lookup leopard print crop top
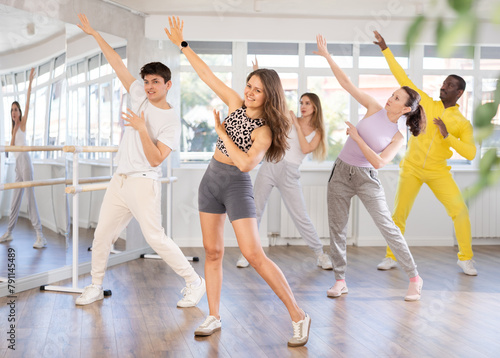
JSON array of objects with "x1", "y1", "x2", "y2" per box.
[{"x1": 216, "y1": 107, "x2": 265, "y2": 157}]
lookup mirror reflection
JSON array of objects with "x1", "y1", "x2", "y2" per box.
[{"x1": 0, "y1": 5, "x2": 127, "y2": 282}]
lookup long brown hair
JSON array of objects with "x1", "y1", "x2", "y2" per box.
[
  {"x1": 11, "y1": 101, "x2": 22, "y2": 134},
  {"x1": 300, "y1": 93, "x2": 327, "y2": 161},
  {"x1": 246, "y1": 69, "x2": 290, "y2": 162}
]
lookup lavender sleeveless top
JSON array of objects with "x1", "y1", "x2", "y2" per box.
[{"x1": 338, "y1": 109, "x2": 399, "y2": 167}]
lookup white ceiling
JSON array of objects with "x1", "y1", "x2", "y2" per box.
[{"x1": 0, "y1": 4, "x2": 65, "y2": 56}]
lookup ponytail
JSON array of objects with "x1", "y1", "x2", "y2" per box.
[
  {"x1": 406, "y1": 104, "x2": 426, "y2": 136},
  {"x1": 401, "y1": 86, "x2": 426, "y2": 137}
]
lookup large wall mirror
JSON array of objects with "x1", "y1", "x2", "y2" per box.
[{"x1": 0, "y1": 4, "x2": 128, "y2": 293}]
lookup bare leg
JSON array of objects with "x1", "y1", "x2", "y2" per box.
[
  {"x1": 233, "y1": 217, "x2": 304, "y2": 322},
  {"x1": 200, "y1": 212, "x2": 226, "y2": 319}
]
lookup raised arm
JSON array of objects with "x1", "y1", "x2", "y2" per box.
[
  {"x1": 373, "y1": 31, "x2": 431, "y2": 104},
  {"x1": 345, "y1": 121, "x2": 404, "y2": 169},
  {"x1": 314, "y1": 35, "x2": 380, "y2": 114},
  {"x1": 165, "y1": 17, "x2": 242, "y2": 112},
  {"x1": 77, "y1": 14, "x2": 135, "y2": 92},
  {"x1": 20, "y1": 68, "x2": 35, "y2": 132}
]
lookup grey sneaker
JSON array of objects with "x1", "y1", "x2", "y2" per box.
[
  {"x1": 0, "y1": 232, "x2": 12, "y2": 243},
  {"x1": 457, "y1": 259, "x2": 478, "y2": 276},
  {"x1": 377, "y1": 257, "x2": 397, "y2": 270},
  {"x1": 236, "y1": 254, "x2": 249, "y2": 268},
  {"x1": 177, "y1": 277, "x2": 206, "y2": 307},
  {"x1": 317, "y1": 253, "x2": 333, "y2": 270},
  {"x1": 33, "y1": 233, "x2": 47, "y2": 248},
  {"x1": 194, "y1": 315, "x2": 221, "y2": 336},
  {"x1": 288, "y1": 313, "x2": 311, "y2": 347},
  {"x1": 75, "y1": 284, "x2": 104, "y2": 305}
]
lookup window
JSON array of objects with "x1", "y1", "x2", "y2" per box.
[
  {"x1": 305, "y1": 43, "x2": 353, "y2": 68},
  {"x1": 307, "y1": 76, "x2": 349, "y2": 161},
  {"x1": 481, "y1": 78, "x2": 500, "y2": 156},
  {"x1": 359, "y1": 44, "x2": 408, "y2": 69},
  {"x1": 423, "y1": 45, "x2": 474, "y2": 70},
  {"x1": 480, "y1": 47, "x2": 500, "y2": 70},
  {"x1": 247, "y1": 42, "x2": 298, "y2": 67}
]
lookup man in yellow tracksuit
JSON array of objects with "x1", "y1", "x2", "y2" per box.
[{"x1": 373, "y1": 31, "x2": 478, "y2": 276}]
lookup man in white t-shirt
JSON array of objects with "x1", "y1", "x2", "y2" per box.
[{"x1": 75, "y1": 14, "x2": 206, "y2": 306}]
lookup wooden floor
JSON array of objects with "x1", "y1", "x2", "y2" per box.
[
  {"x1": 0, "y1": 217, "x2": 124, "y2": 278},
  {"x1": 1, "y1": 244, "x2": 499, "y2": 358}
]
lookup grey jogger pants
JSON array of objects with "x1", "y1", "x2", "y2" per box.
[{"x1": 327, "y1": 158, "x2": 418, "y2": 280}]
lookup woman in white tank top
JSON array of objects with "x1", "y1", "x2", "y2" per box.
[{"x1": 0, "y1": 68, "x2": 46, "y2": 248}]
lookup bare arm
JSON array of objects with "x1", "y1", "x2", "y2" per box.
[
  {"x1": 122, "y1": 109, "x2": 172, "y2": 167},
  {"x1": 20, "y1": 68, "x2": 35, "y2": 132},
  {"x1": 314, "y1": 35, "x2": 381, "y2": 115},
  {"x1": 165, "y1": 17, "x2": 242, "y2": 113},
  {"x1": 291, "y1": 111, "x2": 321, "y2": 154},
  {"x1": 345, "y1": 121, "x2": 404, "y2": 169},
  {"x1": 77, "y1": 14, "x2": 135, "y2": 92},
  {"x1": 213, "y1": 110, "x2": 271, "y2": 172}
]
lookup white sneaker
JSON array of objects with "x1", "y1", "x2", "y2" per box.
[
  {"x1": 377, "y1": 257, "x2": 397, "y2": 270},
  {"x1": 0, "y1": 232, "x2": 12, "y2": 243},
  {"x1": 288, "y1": 313, "x2": 311, "y2": 347},
  {"x1": 177, "y1": 276, "x2": 206, "y2": 307},
  {"x1": 194, "y1": 315, "x2": 221, "y2": 336},
  {"x1": 75, "y1": 284, "x2": 104, "y2": 305},
  {"x1": 457, "y1": 259, "x2": 478, "y2": 276},
  {"x1": 33, "y1": 233, "x2": 47, "y2": 248},
  {"x1": 317, "y1": 253, "x2": 333, "y2": 270},
  {"x1": 236, "y1": 254, "x2": 249, "y2": 268}
]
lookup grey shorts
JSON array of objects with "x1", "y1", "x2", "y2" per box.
[{"x1": 198, "y1": 157, "x2": 256, "y2": 222}]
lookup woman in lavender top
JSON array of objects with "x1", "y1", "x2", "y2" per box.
[{"x1": 315, "y1": 35, "x2": 426, "y2": 301}]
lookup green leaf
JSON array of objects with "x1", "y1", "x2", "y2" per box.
[
  {"x1": 479, "y1": 148, "x2": 497, "y2": 175},
  {"x1": 475, "y1": 102, "x2": 499, "y2": 128},
  {"x1": 447, "y1": 0, "x2": 474, "y2": 14},
  {"x1": 406, "y1": 15, "x2": 426, "y2": 51},
  {"x1": 437, "y1": 15, "x2": 475, "y2": 57}
]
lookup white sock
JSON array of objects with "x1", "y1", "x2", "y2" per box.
[{"x1": 190, "y1": 276, "x2": 202, "y2": 287}]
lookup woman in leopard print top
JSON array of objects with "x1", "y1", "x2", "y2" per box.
[{"x1": 166, "y1": 17, "x2": 311, "y2": 347}]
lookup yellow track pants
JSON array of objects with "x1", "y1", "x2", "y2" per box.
[{"x1": 386, "y1": 161, "x2": 473, "y2": 261}]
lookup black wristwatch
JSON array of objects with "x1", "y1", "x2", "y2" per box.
[{"x1": 180, "y1": 41, "x2": 188, "y2": 51}]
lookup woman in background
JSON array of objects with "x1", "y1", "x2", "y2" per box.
[{"x1": 0, "y1": 68, "x2": 46, "y2": 249}]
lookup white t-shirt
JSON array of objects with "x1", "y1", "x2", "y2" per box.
[{"x1": 115, "y1": 80, "x2": 181, "y2": 179}]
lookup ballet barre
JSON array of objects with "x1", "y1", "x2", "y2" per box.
[
  {"x1": 0, "y1": 145, "x2": 63, "y2": 153},
  {"x1": 41, "y1": 146, "x2": 118, "y2": 296},
  {"x1": 0, "y1": 176, "x2": 111, "y2": 191}
]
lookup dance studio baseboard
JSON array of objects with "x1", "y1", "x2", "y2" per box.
[
  {"x1": 355, "y1": 236, "x2": 455, "y2": 247},
  {"x1": 0, "y1": 246, "x2": 155, "y2": 297}
]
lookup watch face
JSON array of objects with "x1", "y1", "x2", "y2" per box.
[{"x1": 181, "y1": 41, "x2": 188, "y2": 48}]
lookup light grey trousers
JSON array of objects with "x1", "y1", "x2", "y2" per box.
[
  {"x1": 7, "y1": 153, "x2": 42, "y2": 234},
  {"x1": 254, "y1": 160, "x2": 324, "y2": 256},
  {"x1": 327, "y1": 158, "x2": 418, "y2": 280}
]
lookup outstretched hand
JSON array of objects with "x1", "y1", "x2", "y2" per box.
[
  {"x1": 77, "y1": 14, "x2": 97, "y2": 36},
  {"x1": 252, "y1": 56, "x2": 259, "y2": 71},
  {"x1": 313, "y1": 34, "x2": 330, "y2": 58},
  {"x1": 122, "y1": 109, "x2": 147, "y2": 133},
  {"x1": 164, "y1": 16, "x2": 184, "y2": 47},
  {"x1": 213, "y1": 109, "x2": 227, "y2": 139},
  {"x1": 373, "y1": 31, "x2": 387, "y2": 51}
]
